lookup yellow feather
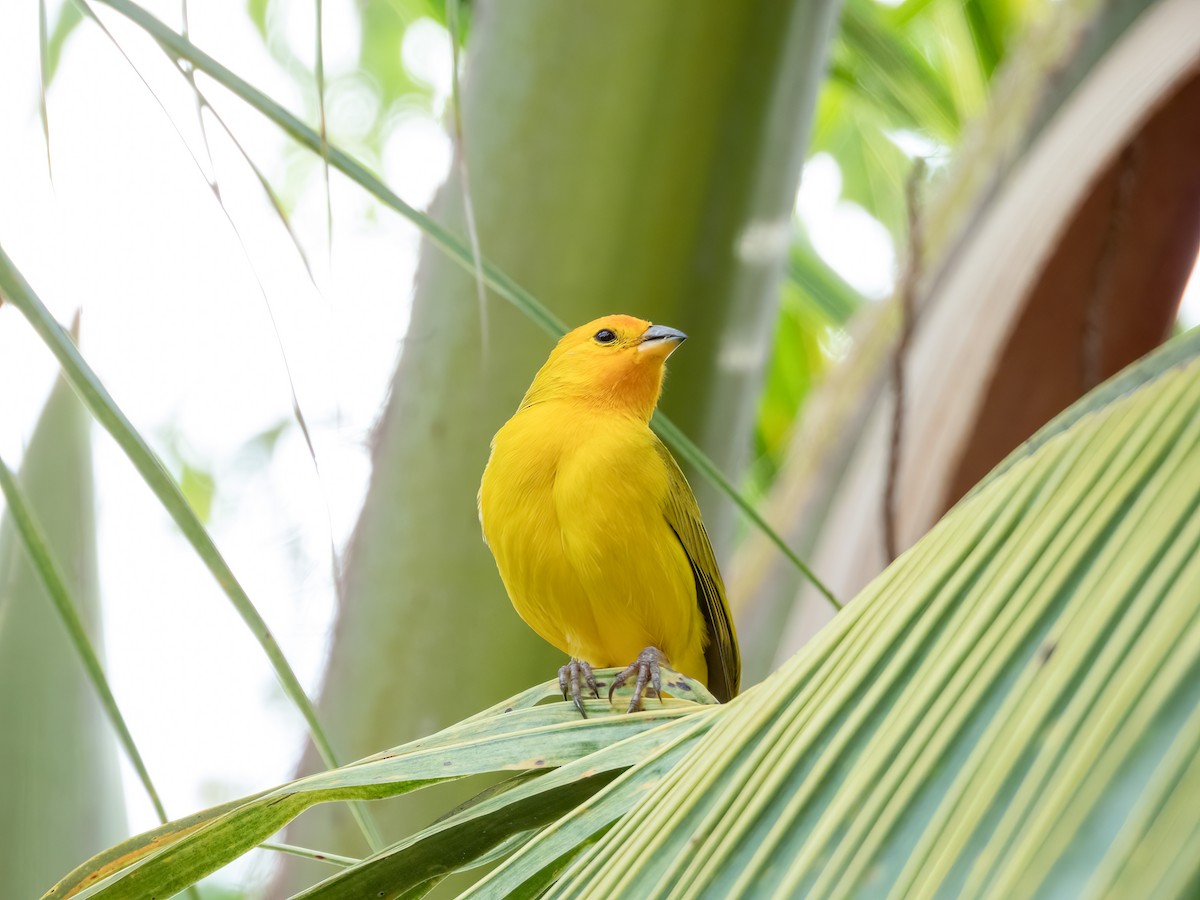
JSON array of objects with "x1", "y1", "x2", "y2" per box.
[{"x1": 479, "y1": 315, "x2": 740, "y2": 700}]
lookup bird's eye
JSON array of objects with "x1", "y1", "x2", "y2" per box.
[{"x1": 594, "y1": 329, "x2": 617, "y2": 344}]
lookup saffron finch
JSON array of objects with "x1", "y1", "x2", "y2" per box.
[{"x1": 479, "y1": 315, "x2": 740, "y2": 714}]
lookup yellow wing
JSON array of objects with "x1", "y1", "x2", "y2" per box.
[{"x1": 655, "y1": 439, "x2": 741, "y2": 702}]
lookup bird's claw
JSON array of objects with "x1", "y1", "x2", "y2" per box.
[
  {"x1": 558, "y1": 659, "x2": 601, "y2": 718},
  {"x1": 607, "y1": 646, "x2": 666, "y2": 713}
]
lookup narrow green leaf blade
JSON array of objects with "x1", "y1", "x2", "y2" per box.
[
  {"x1": 0, "y1": 247, "x2": 349, "y2": 792},
  {"x1": 49, "y1": 685, "x2": 706, "y2": 899},
  {"x1": 295, "y1": 714, "x2": 715, "y2": 899}
]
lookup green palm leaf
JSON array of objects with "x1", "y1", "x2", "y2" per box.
[
  {"x1": 48, "y1": 326, "x2": 1200, "y2": 896},
  {"x1": 45, "y1": 676, "x2": 716, "y2": 899},
  {"x1": 549, "y1": 329, "x2": 1200, "y2": 896}
]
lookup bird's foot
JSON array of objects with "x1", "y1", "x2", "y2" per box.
[
  {"x1": 558, "y1": 658, "x2": 601, "y2": 718},
  {"x1": 608, "y1": 646, "x2": 667, "y2": 714}
]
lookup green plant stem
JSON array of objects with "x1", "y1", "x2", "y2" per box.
[{"x1": 260, "y1": 842, "x2": 359, "y2": 868}]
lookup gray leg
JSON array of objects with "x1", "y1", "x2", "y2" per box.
[
  {"x1": 558, "y1": 658, "x2": 601, "y2": 717},
  {"x1": 607, "y1": 646, "x2": 666, "y2": 714}
]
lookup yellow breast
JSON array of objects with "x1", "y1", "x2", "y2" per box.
[{"x1": 479, "y1": 400, "x2": 707, "y2": 681}]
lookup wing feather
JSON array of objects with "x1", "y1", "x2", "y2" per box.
[{"x1": 655, "y1": 439, "x2": 741, "y2": 701}]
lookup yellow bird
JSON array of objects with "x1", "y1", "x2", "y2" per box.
[{"x1": 479, "y1": 314, "x2": 740, "y2": 714}]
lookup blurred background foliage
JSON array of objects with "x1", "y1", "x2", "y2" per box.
[
  {"x1": 35, "y1": 0, "x2": 1050, "y2": 479},
  {"x1": 224, "y1": 0, "x2": 1046, "y2": 498},
  {"x1": 31, "y1": 0, "x2": 1046, "y2": 482},
  {"x1": 92, "y1": 0, "x2": 1035, "y2": 500},
  {"x1": 36, "y1": 0, "x2": 1036, "y2": 495},
  {"x1": 0, "y1": 331, "x2": 126, "y2": 900}
]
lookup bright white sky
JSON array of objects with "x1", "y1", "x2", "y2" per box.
[{"x1": 0, "y1": 0, "x2": 1197, "y2": 895}]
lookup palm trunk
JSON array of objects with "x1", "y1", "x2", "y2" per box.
[{"x1": 280, "y1": 0, "x2": 841, "y2": 886}]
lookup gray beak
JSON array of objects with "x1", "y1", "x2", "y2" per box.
[{"x1": 639, "y1": 324, "x2": 688, "y2": 347}]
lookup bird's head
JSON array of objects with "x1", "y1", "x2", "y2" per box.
[{"x1": 521, "y1": 314, "x2": 687, "y2": 420}]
